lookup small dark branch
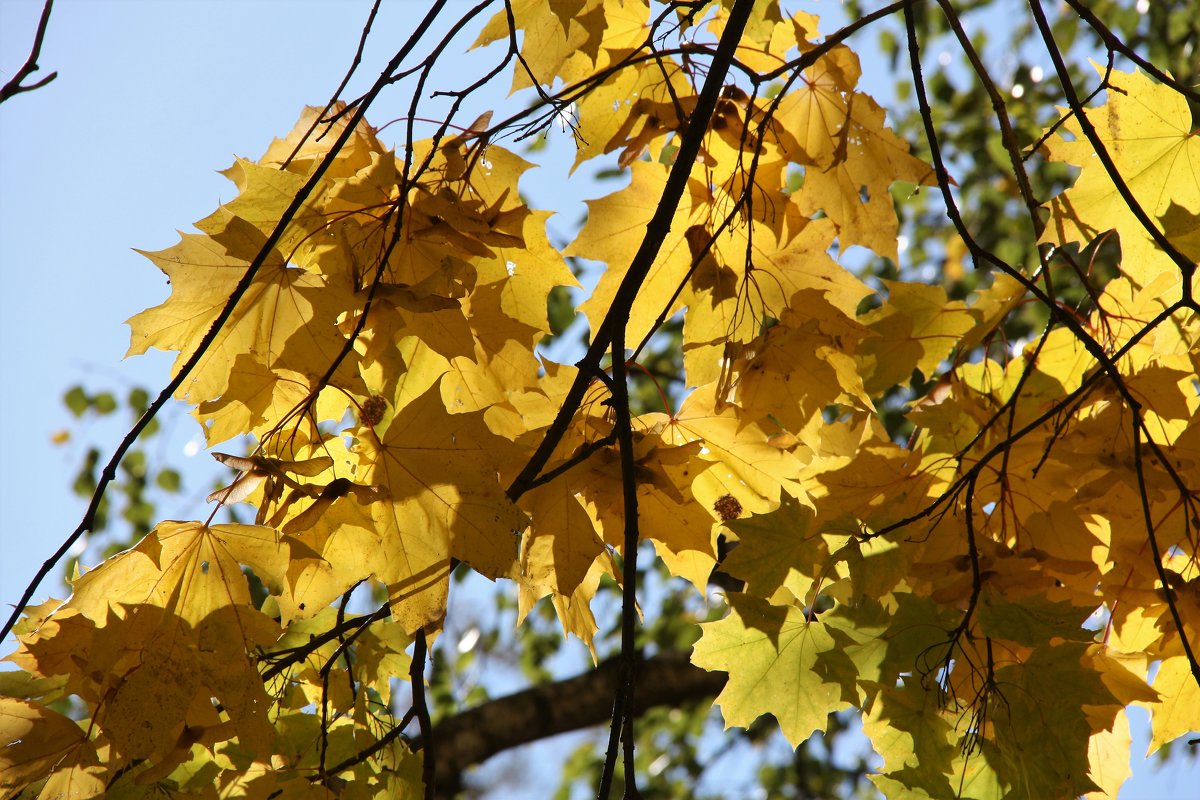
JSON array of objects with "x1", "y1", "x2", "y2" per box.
[
  {"x1": 412, "y1": 629, "x2": 436, "y2": 800},
  {"x1": 960, "y1": 474, "x2": 984, "y2": 628},
  {"x1": 318, "y1": 707, "x2": 416, "y2": 779},
  {"x1": 996, "y1": 324, "x2": 1054, "y2": 509},
  {"x1": 1023, "y1": 58, "x2": 1112, "y2": 160},
  {"x1": 1061, "y1": 0, "x2": 1200, "y2": 107},
  {"x1": 597, "y1": 323, "x2": 641, "y2": 798},
  {"x1": 261, "y1": 602, "x2": 391, "y2": 681},
  {"x1": 933, "y1": 0, "x2": 1045, "y2": 250},
  {"x1": 0, "y1": 0, "x2": 57, "y2": 105},
  {"x1": 621, "y1": 708, "x2": 638, "y2": 799},
  {"x1": 282, "y1": 0, "x2": 383, "y2": 168},
  {"x1": 507, "y1": 0, "x2": 757, "y2": 503},
  {"x1": 318, "y1": 656, "x2": 333, "y2": 780},
  {"x1": 504, "y1": 0, "x2": 580, "y2": 144},
  {"x1": 1131, "y1": 422, "x2": 1200, "y2": 688},
  {"x1": 415, "y1": 652, "x2": 726, "y2": 798}
]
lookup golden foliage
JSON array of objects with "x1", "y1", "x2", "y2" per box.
[{"x1": 4, "y1": 1, "x2": 1198, "y2": 797}]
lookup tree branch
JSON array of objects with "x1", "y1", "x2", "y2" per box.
[
  {"x1": 507, "y1": 0, "x2": 756, "y2": 503},
  {"x1": 410, "y1": 651, "x2": 726, "y2": 798},
  {"x1": 0, "y1": 0, "x2": 57, "y2": 105}
]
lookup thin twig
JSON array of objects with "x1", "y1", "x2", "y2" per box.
[
  {"x1": 0, "y1": 0, "x2": 57, "y2": 105},
  {"x1": 316, "y1": 707, "x2": 416, "y2": 779},
  {"x1": 1061, "y1": 0, "x2": 1200, "y2": 107},
  {"x1": 282, "y1": 0, "x2": 384, "y2": 168}
]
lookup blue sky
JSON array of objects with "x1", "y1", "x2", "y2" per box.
[{"x1": 0, "y1": 0, "x2": 1196, "y2": 796}]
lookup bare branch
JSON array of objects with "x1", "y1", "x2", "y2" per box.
[{"x1": 0, "y1": 0, "x2": 57, "y2": 105}]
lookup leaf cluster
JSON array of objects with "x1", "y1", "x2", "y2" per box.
[{"x1": 3, "y1": 1, "x2": 1198, "y2": 798}]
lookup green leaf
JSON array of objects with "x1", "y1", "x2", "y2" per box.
[
  {"x1": 976, "y1": 591, "x2": 1095, "y2": 647},
  {"x1": 691, "y1": 593, "x2": 850, "y2": 745},
  {"x1": 92, "y1": 392, "x2": 117, "y2": 415},
  {"x1": 63, "y1": 386, "x2": 88, "y2": 417},
  {"x1": 155, "y1": 469, "x2": 182, "y2": 493}
]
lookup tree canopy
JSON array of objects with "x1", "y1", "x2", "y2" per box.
[{"x1": 2, "y1": 0, "x2": 1199, "y2": 798}]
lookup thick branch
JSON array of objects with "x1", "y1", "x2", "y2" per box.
[{"x1": 412, "y1": 652, "x2": 726, "y2": 798}]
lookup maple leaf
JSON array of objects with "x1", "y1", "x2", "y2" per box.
[
  {"x1": 736, "y1": 216, "x2": 875, "y2": 323},
  {"x1": 478, "y1": 209, "x2": 580, "y2": 336},
  {"x1": 721, "y1": 496, "x2": 826, "y2": 603},
  {"x1": 357, "y1": 383, "x2": 528, "y2": 631},
  {"x1": 572, "y1": 430, "x2": 719, "y2": 590},
  {"x1": 569, "y1": 161, "x2": 707, "y2": 345},
  {"x1": 13, "y1": 522, "x2": 288, "y2": 764},
  {"x1": 862, "y1": 682, "x2": 959, "y2": 794},
  {"x1": 474, "y1": 0, "x2": 618, "y2": 93},
  {"x1": 260, "y1": 103, "x2": 386, "y2": 178},
  {"x1": 126, "y1": 220, "x2": 359, "y2": 442},
  {"x1": 986, "y1": 644, "x2": 1117, "y2": 797},
  {"x1": 770, "y1": 45, "x2": 936, "y2": 260},
  {"x1": 858, "y1": 280, "x2": 978, "y2": 394},
  {"x1": 662, "y1": 384, "x2": 804, "y2": 517},
  {"x1": 519, "y1": 480, "x2": 605, "y2": 597},
  {"x1": 1042, "y1": 65, "x2": 1200, "y2": 290},
  {"x1": 0, "y1": 698, "x2": 103, "y2": 798},
  {"x1": 572, "y1": 48, "x2": 691, "y2": 169},
  {"x1": 1147, "y1": 655, "x2": 1200, "y2": 754},
  {"x1": 728, "y1": 303, "x2": 874, "y2": 437},
  {"x1": 772, "y1": 44, "x2": 862, "y2": 170},
  {"x1": 692, "y1": 593, "x2": 851, "y2": 745}
]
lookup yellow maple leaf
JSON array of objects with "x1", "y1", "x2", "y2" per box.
[
  {"x1": 721, "y1": 496, "x2": 826, "y2": 603},
  {"x1": 13, "y1": 522, "x2": 286, "y2": 765},
  {"x1": 126, "y1": 221, "x2": 359, "y2": 434},
  {"x1": 738, "y1": 216, "x2": 875, "y2": 321},
  {"x1": 729, "y1": 304, "x2": 874, "y2": 437},
  {"x1": 260, "y1": 102, "x2": 386, "y2": 181},
  {"x1": 571, "y1": 431, "x2": 718, "y2": 591},
  {"x1": 858, "y1": 280, "x2": 977, "y2": 394},
  {"x1": 662, "y1": 384, "x2": 804, "y2": 517},
  {"x1": 357, "y1": 384, "x2": 528, "y2": 631},
  {"x1": 793, "y1": 90, "x2": 935, "y2": 260},
  {"x1": 571, "y1": 47, "x2": 690, "y2": 170},
  {"x1": 474, "y1": 0, "x2": 618, "y2": 93},
  {"x1": 518, "y1": 481, "x2": 605, "y2": 597},
  {"x1": 0, "y1": 698, "x2": 103, "y2": 799},
  {"x1": 772, "y1": 44, "x2": 862, "y2": 170},
  {"x1": 1042, "y1": 65, "x2": 1200, "y2": 291},
  {"x1": 569, "y1": 160, "x2": 706, "y2": 346},
  {"x1": 1147, "y1": 653, "x2": 1200, "y2": 754}
]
